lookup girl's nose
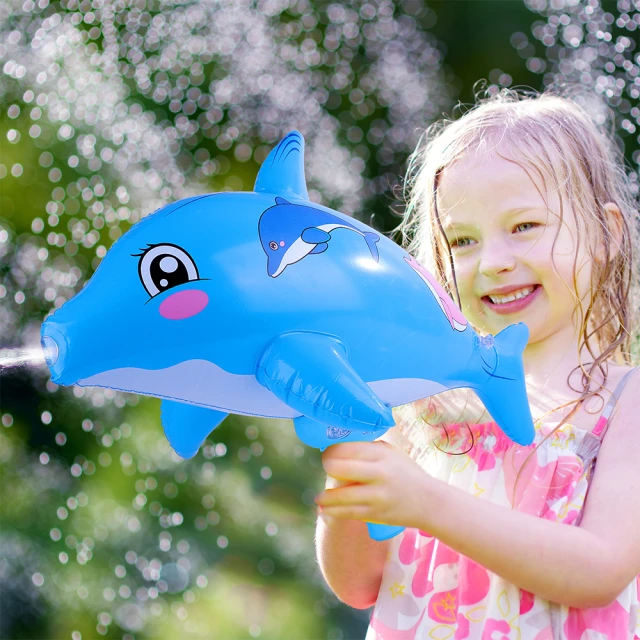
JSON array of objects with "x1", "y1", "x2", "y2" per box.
[{"x1": 478, "y1": 240, "x2": 517, "y2": 276}]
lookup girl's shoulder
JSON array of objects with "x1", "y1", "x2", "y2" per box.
[
  {"x1": 564, "y1": 363, "x2": 640, "y2": 434},
  {"x1": 599, "y1": 364, "x2": 640, "y2": 436}
]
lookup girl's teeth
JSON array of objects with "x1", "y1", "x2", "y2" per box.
[{"x1": 489, "y1": 286, "x2": 535, "y2": 304}]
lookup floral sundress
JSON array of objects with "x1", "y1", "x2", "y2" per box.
[{"x1": 366, "y1": 372, "x2": 640, "y2": 640}]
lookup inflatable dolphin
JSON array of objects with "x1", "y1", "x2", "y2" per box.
[{"x1": 40, "y1": 131, "x2": 535, "y2": 541}]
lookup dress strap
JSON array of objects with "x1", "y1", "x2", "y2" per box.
[
  {"x1": 591, "y1": 366, "x2": 640, "y2": 439},
  {"x1": 573, "y1": 366, "x2": 640, "y2": 527}
]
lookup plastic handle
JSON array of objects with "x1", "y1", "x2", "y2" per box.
[{"x1": 366, "y1": 522, "x2": 405, "y2": 541}]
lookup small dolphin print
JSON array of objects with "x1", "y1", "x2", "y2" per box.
[{"x1": 258, "y1": 197, "x2": 380, "y2": 277}]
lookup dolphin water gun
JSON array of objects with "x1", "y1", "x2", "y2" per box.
[{"x1": 40, "y1": 131, "x2": 535, "y2": 541}]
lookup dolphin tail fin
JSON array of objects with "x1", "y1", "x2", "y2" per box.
[
  {"x1": 364, "y1": 232, "x2": 380, "y2": 262},
  {"x1": 472, "y1": 323, "x2": 535, "y2": 446}
]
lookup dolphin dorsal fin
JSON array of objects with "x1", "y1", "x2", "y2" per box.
[{"x1": 254, "y1": 131, "x2": 309, "y2": 201}]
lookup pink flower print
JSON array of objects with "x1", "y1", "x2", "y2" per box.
[
  {"x1": 519, "y1": 589, "x2": 535, "y2": 615},
  {"x1": 458, "y1": 558, "x2": 491, "y2": 606},
  {"x1": 454, "y1": 614, "x2": 470, "y2": 639},
  {"x1": 398, "y1": 529, "x2": 421, "y2": 565},
  {"x1": 467, "y1": 437, "x2": 499, "y2": 472},
  {"x1": 399, "y1": 533, "x2": 459, "y2": 599},
  {"x1": 542, "y1": 456, "x2": 583, "y2": 506},
  {"x1": 428, "y1": 589, "x2": 458, "y2": 623},
  {"x1": 415, "y1": 543, "x2": 460, "y2": 598},
  {"x1": 502, "y1": 445, "x2": 556, "y2": 514},
  {"x1": 481, "y1": 618, "x2": 511, "y2": 640},
  {"x1": 396, "y1": 530, "x2": 437, "y2": 599},
  {"x1": 460, "y1": 423, "x2": 514, "y2": 471},
  {"x1": 564, "y1": 600, "x2": 629, "y2": 638},
  {"x1": 372, "y1": 560, "x2": 423, "y2": 631},
  {"x1": 398, "y1": 528, "x2": 437, "y2": 564},
  {"x1": 563, "y1": 508, "x2": 580, "y2": 525}
]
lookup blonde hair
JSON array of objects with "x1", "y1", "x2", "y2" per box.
[{"x1": 395, "y1": 86, "x2": 640, "y2": 500}]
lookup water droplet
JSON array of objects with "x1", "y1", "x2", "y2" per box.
[
  {"x1": 258, "y1": 558, "x2": 274, "y2": 576},
  {"x1": 159, "y1": 563, "x2": 189, "y2": 593}
]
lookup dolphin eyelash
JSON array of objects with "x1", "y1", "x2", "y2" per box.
[{"x1": 130, "y1": 243, "x2": 160, "y2": 258}]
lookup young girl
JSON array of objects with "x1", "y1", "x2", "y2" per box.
[{"x1": 314, "y1": 88, "x2": 640, "y2": 639}]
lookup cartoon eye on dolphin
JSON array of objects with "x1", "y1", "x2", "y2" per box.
[
  {"x1": 132, "y1": 243, "x2": 200, "y2": 297},
  {"x1": 258, "y1": 197, "x2": 380, "y2": 277}
]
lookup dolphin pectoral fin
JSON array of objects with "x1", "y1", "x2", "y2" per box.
[
  {"x1": 256, "y1": 332, "x2": 395, "y2": 431},
  {"x1": 301, "y1": 227, "x2": 331, "y2": 244},
  {"x1": 293, "y1": 415, "x2": 388, "y2": 451},
  {"x1": 310, "y1": 243, "x2": 328, "y2": 254},
  {"x1": 161, "y1": 400, "x2": 228, "y2": 459}
]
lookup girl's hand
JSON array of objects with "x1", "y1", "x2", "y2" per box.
[{"x1": 314, "y1": 440, "x2": 434, "y2": 530}]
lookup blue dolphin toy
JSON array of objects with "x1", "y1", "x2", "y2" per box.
[{"x1": 40, "y1": 131, "x2": 535, "y2": 541}]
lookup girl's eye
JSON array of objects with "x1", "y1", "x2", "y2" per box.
[
  {"x1": 515, "y1": 222, "x2": 538, "y2": 233},
  {"x1": 449, "y1": 223, "x2": 539, "y2": 249},
  {"x1": 450, "y1": 237, "x2": 473, "y2": 249}
]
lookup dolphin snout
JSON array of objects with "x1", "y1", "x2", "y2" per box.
[
  {"x1": 41, "y1": 335, "x2": 58, "y2": 367},
  {"x1": 267, "y1": 258, "x2": 284, "y2": 278},
  {"x1": 40, "y1": 322, "x2": 69, "y2": 383}
]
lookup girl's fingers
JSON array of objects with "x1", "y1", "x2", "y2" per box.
[
  {"x1": 319, "y1": 504, "x2": 372, "y2": 520},
  {"x1": 322, "y1": 441, "x2": 385, "y2": 461},
  {"x1": 321, "y1": 458, "x2": 379, "y2": 484},
  {"x1": 316, "y1": 483, "x2": 380, "y2": 507}
]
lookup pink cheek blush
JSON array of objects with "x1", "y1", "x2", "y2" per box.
[{"x1": 159, "y1": 290, "x2": 209, "y2": 320}]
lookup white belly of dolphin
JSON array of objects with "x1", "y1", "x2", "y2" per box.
[{"x1": 78, "y1": 359, "x2": 447, "y2": 419}]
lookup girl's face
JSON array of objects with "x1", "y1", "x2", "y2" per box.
[{"x1": 436, "y1": 151, "x2": 595, "y2": 346}]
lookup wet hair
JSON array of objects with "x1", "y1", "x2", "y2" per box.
[{"x1": 393, "y1": 85, "x2": 640, "y2": 504}]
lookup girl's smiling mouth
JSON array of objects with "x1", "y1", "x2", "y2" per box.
[{"x1": 481, "y1": 284, "x2": 542, "y2": 314}]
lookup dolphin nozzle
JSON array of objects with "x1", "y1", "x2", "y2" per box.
[{"x1": 41, "y1": 335, "x2": 59, "y2": 368}]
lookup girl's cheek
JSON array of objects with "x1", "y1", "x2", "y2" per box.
[{"x1": 159, "y1": 289, "x2": 209, "y2": 320}]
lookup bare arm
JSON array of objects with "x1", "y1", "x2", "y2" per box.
[
  {"x1": 315, "y1": 427, "x2": 407, "y2": 609},
  {"x1": 415, "y1": 376, "x2": 640, "y2": 609},
  {"x1": 419, "y1": 480, "x2": 616, "y2": 608},
  {"x1": 315, "y1": 474, "x2": 390, "y2": 609},
  {"x1": 316, "y1": 377, "x2": 640, "y2": 609}
]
